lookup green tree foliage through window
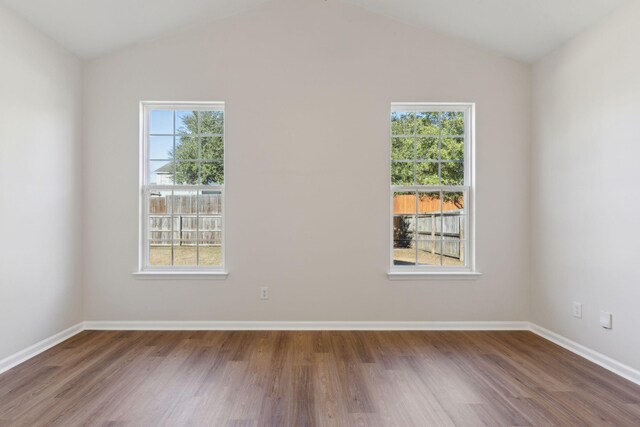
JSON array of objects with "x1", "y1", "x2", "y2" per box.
[
  {"x1": 171, "y1": 111, "x2": 224, "y2": 185},
  {"x1": 391, "y1": 110, "x2": 464, "y2": 207}
]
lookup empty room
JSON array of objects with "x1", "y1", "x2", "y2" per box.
[{"x1": 1, "y1": 0, "x2": 639, "y2": 425}]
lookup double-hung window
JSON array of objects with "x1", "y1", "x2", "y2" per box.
[
  {"x1": 139, "y1": 102, "x2": 225, "y2": 274},
  {"x1": 390, "y1": 103, "x2": 475, "y2": 275}
]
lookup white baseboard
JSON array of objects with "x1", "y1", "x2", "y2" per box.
[
  {"x1": 0, "y1": 323, "x2": 84, "y2": 375},
  {"x1": 83, "y1": 320, "x2": 529, "y2": 331},
  {"x1": 528, "y1": 323, "x2": 640, "y2": 386}
]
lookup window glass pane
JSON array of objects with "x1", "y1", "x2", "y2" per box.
[
  {"x1": 441, "y1": 112, "x2": 464, "y2": 135},
  {"x1": 443, "y1": 192, "x2": 464, "y2": 212},
  {"x1": 442, "y1": 193, "x2": 464, "y2": 243},
  {"x1": 173, "y1": 244, "x2": 197, "y2": 266},
  {"x1": 417, "y1": 191, "x2": 442, "y2": 241},
  {"x1": 149, "y1": 245, "x2": 172, "y2": 266},
  {"x1": 391, "y1": 112, "x2": 414, "y2": 135},
  {"x1": 198, "y1": 190, "x2": 222, "y2": 214},
  {"x1": 149, "y1": 228, "x2": 172, "y2": 248},
  {"x1": 173, "y1": 190, "x2": 197, "y2": 214},
  {"x1": 176, "y1": 110, "x2": 197, "y2": 135},
  {"x1": 416, "y1": 112, "x2": 440, "y2": 135},
  {"x1": 417, "y1": 241, "x2": 442, "y2": 265},
  {"x1": 175, "y1": 162, "x2": 199, "y2": 185},
  {"x1": 198, "y1": 246, "x2": 221, "y2": 267},
  {"x1": 171, "y1": 190, "x2": 197, "y2": 266},
  {"x1": 391, "y1": 161, "x2": 414, "y2": 185},
  {"x1": 148, "y1": 190, "x2": 173, "y2": 266},
  {"x1": 149, "y1": 189, "x2": 172, "y2": 214},
  {"x1": 393, "y1": 192, "x2": 416, "y2": 254},
  {"x1": 443, "y1": 215, "x2": 464, "y2": 241},
  {"x1": 393, "y1": 215, "x2": 414, "y2": 243},
  {"x1": 149, "y1": 160, "x2": 173, "y2": 185},
  {"x1": 417, "y1": 191, "x2": 442, "y2": 214},
  {"x1": 417, "y1": 214, "x2": 441, "y2": 241},
  {"x1": 174, "y1": 135, "x2": 198, "y2": 161},
  {"x1": 441, "y1": 137, "x2": 464, "y2": 161},
  {"x1": 149, "y1": 110, "x2": 173, "y2": 135},
  {"x1": 441, "y1": 161, "x2": 464, "y2": 185},
  {"x1": 200, "y1": 161, "x2": 224, "y2": 185},
  {"x1": 393, "y1": 240, "x2": 415, "y2": 265},
  {"x1": 416, "y1": 162, "x2": 438, "y2": 185},
  {"x1": 201, "y1": 136, "x2": 224, "y2": 161},
  {"x1": 393, "y1": 191, "x2": 416, "y2": 215},
  {"x1": 149, "y1": 136, "x2": 174, "y2": 160},
  {"x1": 391, "y1": 137, "x2": 414, "y2": 161},
  {"x1": 442, "y1": 239, "x2": 464, "y2": 266},
  {"x1": 198, "y1": 190, "x2": 222, "y2": 266},
  {"x1": 416, "y1": 137, "x2": 438, "y2": 160},
  {"x1": 200, "y1": 111, "x2": 224, "y2": 135}
]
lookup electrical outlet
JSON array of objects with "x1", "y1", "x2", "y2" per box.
[
  {"x1": 572, "y1": 302, "x2": 582, "y2": 319},
  {"x1": 600, "y1": 311, "x2": 612, "y2": 329},
  {"x1": 260, "y1": 287, "x2": 269, "y2": 300}
]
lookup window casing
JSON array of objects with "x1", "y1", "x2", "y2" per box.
[
  {"x1": 390, "y1": 103, "x2": 474, "y2": 273},
  {"x1": 139, "y1": 102, "x2": 225, "y2": 273}
]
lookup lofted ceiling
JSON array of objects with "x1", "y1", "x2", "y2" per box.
[
  {"x1": 342, "y1": 0, "x2": 629, "y2": 62},
  {"x1": 0, "y1": 0, "x2": 630, "y2": 62},
  {"x1": 0, "y1": 0, "x2": 269, "y2": 58}
]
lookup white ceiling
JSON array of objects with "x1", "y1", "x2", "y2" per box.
[
  {"x1": 0, "y1": 0, "x2": 268, "y2": 58},
  {"x1": 1, "y1": 0, "x2": 629, "y2": 62},
  {"x1": 343, "y1": 0, "x2": 629, "y2": 62}
]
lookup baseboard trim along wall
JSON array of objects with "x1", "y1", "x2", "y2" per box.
[
  {"x1": 0, "y1": 323, "x2": 84, "y2": 375},
  {"x1": 529, "y1": 323, "x2": 640, "y2": 386},
  {"x1": 82, "y1": 320, "x2": 529, "y2": 331},
  {"x1": 2, "y1": 321, "x2": 639, "y2": 387}
]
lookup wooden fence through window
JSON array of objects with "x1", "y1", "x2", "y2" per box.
[
  {"x1": 149, "y1": 193, "x2": 222, "y2": 246},
  {"x1": 393, "y1": 194, "x2": 465, "y2": 260}
]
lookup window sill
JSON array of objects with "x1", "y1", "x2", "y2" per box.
[
  {"x1": 387, "y1": 271, "x2": 482, "y2": 281},
  {"x1": 132, "y1": 271, "x2": 228, "y2": 280}
]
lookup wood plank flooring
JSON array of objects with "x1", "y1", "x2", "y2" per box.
[{"x1": 0, "y1": 330, "x2": 639, "y2": 426}]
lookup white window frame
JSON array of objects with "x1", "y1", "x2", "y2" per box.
[
  {"x1": 136, "y1": 101, "x2": 227, "y2": 278},
  {"x1": 388, "y1": 102, "x2": 479, "y2": 280}
]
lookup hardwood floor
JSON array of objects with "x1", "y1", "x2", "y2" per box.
[{"x1": 0, "y1": 331, "x2": 639, "y2": 426}]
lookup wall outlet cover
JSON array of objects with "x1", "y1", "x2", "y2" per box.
[
  {"x1": 572, "y1": 302, "x2": 582, "y2": 318},
  {"x1": 599, "y1": 311, "x2": 612, "y2": 329}
]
